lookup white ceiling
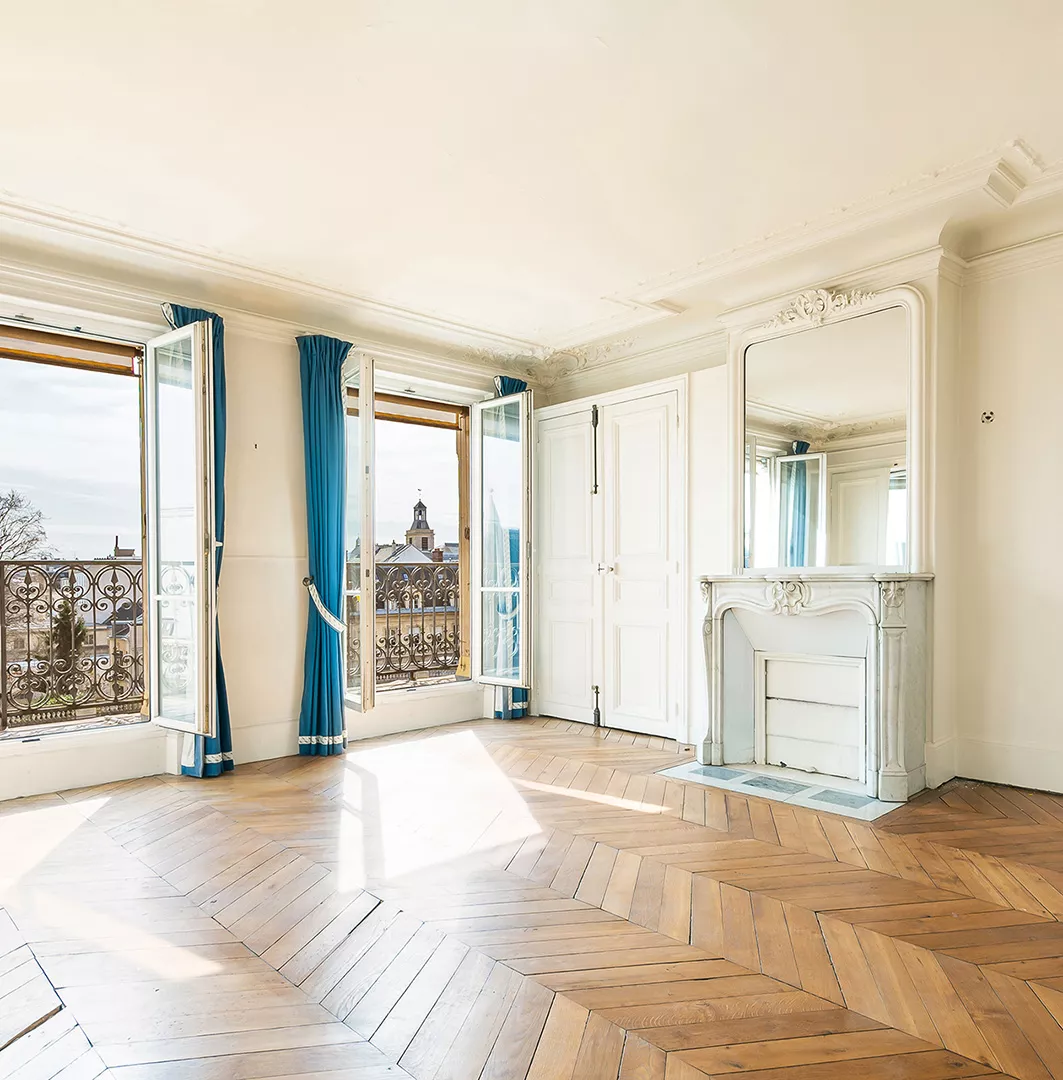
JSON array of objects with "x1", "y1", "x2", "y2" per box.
[
  {"x1": 1, "y1": 1, "x2": 1062, "y2": 348},
  {"x1": 746, "y1": 306, "x2": 908, "y2": 433}
]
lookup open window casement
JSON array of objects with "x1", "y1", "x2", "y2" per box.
[
  {"x1": 143, "y1": 321, "x2": 217, "y2": 736},
  {"x1": 773, "y1": 451, "x2": 827, "y2": 568},
  {"x1": 471, "y1": 390, "x2": 533, "y2": 688},
  {"x1": 344, "y1": 349, "x2": 376, "y2": 712}
]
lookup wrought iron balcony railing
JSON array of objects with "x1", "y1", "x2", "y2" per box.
[
  {"x1": 0, "y1": 559, "x2": 144, "y2": 732},
  {"x1": 1, "y1": 556, "x2": 459, "y2": 730},
  {"x1": 346, "y1": 560, "x2": 461, "y2": 687}
]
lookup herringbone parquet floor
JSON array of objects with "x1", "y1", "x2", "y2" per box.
[{"x1": 2, "y1": 717, "x2": 1062, "y2": 1079}]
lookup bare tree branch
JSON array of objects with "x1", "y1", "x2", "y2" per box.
[{"x1": 0, "y1": 489, "x2": 55, "y2": 560}]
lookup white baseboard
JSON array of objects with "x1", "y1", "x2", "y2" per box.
[
  {"x1": 956, "y1": 737, "x2": 1063, "y2": 794},
  {"x1": 229, "y1": 685, "x2": 489, "y2": 766},
  {"x1": 924, "y1": 737, "x2": 957, "y2": 790},
  {"x1": 0, "y1": 686, "x2": 493, "y2": 801},
  {"x1": 347, "y1": 684, "x2": 488, "y2": 743},
  {"x1": 0, "y1": 722, "x2": 169, "y2": 801}
]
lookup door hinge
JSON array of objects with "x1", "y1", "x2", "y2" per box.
[{"x1": 590, "y1": 405, "x2": 599, "y2": 496}]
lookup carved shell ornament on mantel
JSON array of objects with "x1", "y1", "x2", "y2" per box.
[
  {"x1": 766, "y1": 580, "x2": 812, "y2": 616},
  {"x1": 762, "y1": 288, "x2": 877, "y2": 331},
  {"x1": 880, "y1": 580, "x2": 907, "y2": 611}
]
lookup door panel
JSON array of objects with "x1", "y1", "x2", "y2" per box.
[
  {"x1": 828, "y1": 466, "x2": 889, "y2": 565},
  {"x1": 535, "y1": 412, "x2": 596, "y2": 722},
  {"x1": 601, "y1": 392, "x2": 678, "y2": 737},
  {"x1": 144, "y1": 322, "x2": 216, "y2": 737}
]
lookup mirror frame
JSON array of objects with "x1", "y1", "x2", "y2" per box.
[{"x1": 729, "y1": 285, "x2": 927, "y2": 574}]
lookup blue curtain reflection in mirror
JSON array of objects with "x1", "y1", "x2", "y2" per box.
[{"x1": 782, "y1": 440, "x2": 809, "y2": 567}]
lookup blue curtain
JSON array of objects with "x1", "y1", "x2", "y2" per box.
[
  {"x1": 494, "y1": 375, "x2": 526, "y2": 397},
  {"x1": 491, "y1": 375, "x2": 528, "y2": 719},
  {"x1": 163, "y1": 304, "x2": 233, "y2": 777},
  {"x1": 297, "y1": 335, "x2": 351, "y2": 754},
  {"x1": 786, "y1": 440, "x2": 810, "y2": 567}
]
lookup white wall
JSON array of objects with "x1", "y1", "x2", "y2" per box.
[
  {"x1": 954, "y1": 259, "x2": 1063, "y2": 791},
  {"x1": 0, "y1": 722, "x2": 175, "y2": 801},
  {"x1": 219, "y1": 329, "x2": 309, "y2": 763}
]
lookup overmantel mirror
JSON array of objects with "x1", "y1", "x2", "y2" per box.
[{"x1": 735, "y1": 287, "x2": 926, "y2": 573}]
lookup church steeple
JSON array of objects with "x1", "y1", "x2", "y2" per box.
[{"x1": 405, "y1": 493, "x2": 435, "y2": 553}]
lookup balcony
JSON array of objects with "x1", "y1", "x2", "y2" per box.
[
  {"x1": 347, "y1": 561, "x2": 462, "y2": 688},
  {"x1": 0, "y1": 559, "x2": 144, "y2": 733}
]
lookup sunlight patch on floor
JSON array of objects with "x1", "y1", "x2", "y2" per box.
[
  {"x1": 0, "y1": 800, "x2": 107, "y2": 894},
  {"x1": 16, "y1": 891, "x2": 222, "y2": 979},
  {"x1": 513, "y1": 776, "x2": 667, "y2": 814},
  {"x1": 338, "y1": 730, "x2": 540, "y2": 882}
]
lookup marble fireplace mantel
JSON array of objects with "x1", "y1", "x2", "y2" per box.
[{"x1": 699, "y1": 572, "x2": 933, "y2": 802}]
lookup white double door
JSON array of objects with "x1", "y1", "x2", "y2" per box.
[{"x1": 535, "y1": 390, "x2": 681, "y2": 738}]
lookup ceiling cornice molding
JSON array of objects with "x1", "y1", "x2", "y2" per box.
[
  {"x1": 715, "y1": 247, "x2": 949, "y2": 330},
  {"x1": 627, "y1": 141, "x2": 1043, "y2": 298},
  {"x1": 963, "y1": 230, "x2": 1063, "y2": 284},
  {"x1": 540, "y1": 327, "x2": 728, "y2": 402},
  {"x1": 0, "y1": 194, "x2": 541, "y2": 360},
  {"x1": 746, "y1": 397, "x2": 906, "y2": 445},
  {"x1": 539, "y1": 140, "x2": 1047, "y2": 350},
  {"x1": 0, "y1": 255, "x2": 504, "y2": 389},
  {"x1": 536, "y1": 247, "x2": 953, "y2": 397}
]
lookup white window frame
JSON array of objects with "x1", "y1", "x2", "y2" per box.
[
  {"x1": 471, "y1": 390, "x2": 533, "y2": 689},
  {"x1": 143, "y1": 321, "x2": 217, "y2": 737}
]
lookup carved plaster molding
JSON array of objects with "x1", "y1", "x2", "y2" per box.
[
  {"x1": 766, "y1": 580, "x2": 812, "y2": 616},
  {"x1": 468, "y1": 348, "x2": 541, "y2": 386},
  {"x1": 762, "y1": 288, "x2": 877, "y2": 331},
  {"x1": 880, "y1": 580, "x2": 908, "y2": 627},
  {"x1": 745, "y1": 400, "x2": 906, "y2": 447},
  {"x1": 534, "y1": 339, "x2": 635, "y2": 389},
  {"x1": 470, "y1": 337, "x2": 635, "y2": 390}
]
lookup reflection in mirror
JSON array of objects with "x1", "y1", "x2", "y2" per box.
[{"x1": 744, "y1": 306, "x2": 908, "y2": 569}]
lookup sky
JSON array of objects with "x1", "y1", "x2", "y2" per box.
[
  {"x1": 0, "y1": 357, "x2": 141, "y2": 558},
  {"x1": 0, "y1": 358, "x2": 501, "y2": 561},
  {"x1": 348, "y1": 416, "x2": 460, "y2": 549}
]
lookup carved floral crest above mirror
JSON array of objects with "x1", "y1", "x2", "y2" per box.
[{"x1": 762, "y1": 288, "x2": 878, "y2": 331}]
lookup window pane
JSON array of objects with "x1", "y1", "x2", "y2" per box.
[
  {"x1": 885, "y1": 468, "x2": 907, "y2": 565},
  {"x1": 481, "y1": 590, "x2": 520, "y2": 681},
  {"x1": 481, "y1": 400, "x2": 522, "y2": 589},
  {"x1": 154, "y1": 336, "x2": 197, "y2": 725}
]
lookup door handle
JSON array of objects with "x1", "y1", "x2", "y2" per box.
[{"x1": 596, "y1": 564, "x2": 616, "y2": 574}]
